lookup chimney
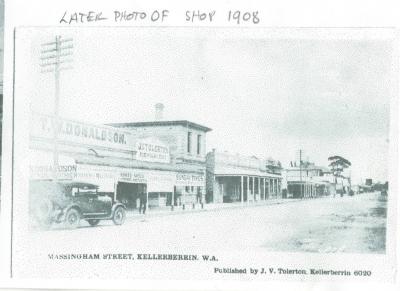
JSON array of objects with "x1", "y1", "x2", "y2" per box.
[{"x1": 155, "y1": 103, "x2": 164, "y2": 120}]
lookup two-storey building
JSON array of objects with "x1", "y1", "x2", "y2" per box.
[{"x1": 109, "y1": 119, "x2": 211, "y2": 208}]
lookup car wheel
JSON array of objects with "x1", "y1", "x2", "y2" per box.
[
  {"x1": 87, "y1": 219, "x2": 100, "y2": 226},
  {"x1": 65, "y1": 208, "x2": 81, "y2": 228},
  {"x1": 113, "y1": 206, "x2": 126, "y2": 225}
]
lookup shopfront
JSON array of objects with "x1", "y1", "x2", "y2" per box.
[
  {"x1": 213, "y1": 175, "x2": 282, "y2": 203},
  {"x1": 206, "y1": 150, "x2": 283, "y2": 204},
  {"x1": 30, "y1": 156, "x2": 206, "y2": 210},
  {"x1": 29, "y1": 111, "x2": 210, "y2": 212},
  {"x1": 174, "y1": 173, "x2": 205, "y2": 206}
]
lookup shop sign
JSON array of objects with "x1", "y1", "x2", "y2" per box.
[
  {"x1": 175, "y1": 173, "x2": 205, "y2": 187},
  {"x1": 74, "y1": 164, "x2": 117, "y2": 191},
  {"x1": 30, "y1": 112, "x2": 133, "y2": 150},
  {"x1": 29, "y1": 150, "x2": 77, "y2": 180},
  {"x1": 135, "y1": 138, "x2": 170, "y2": 163},
  {"x1": 118, "y1": 169, "x2": 175, "y2": 192},
  {"x1": 29, "y1": 164, "x2": 77, "y2": 180},
  {"x1": 75, "y1": 165, "x2": 116, "y2": 181},
  {"x1": 147, "y1": 171, "x2": 175, "y2": 192},
  {"x1": 118, "y1": 170, "x2": 147, "y2": 184}
]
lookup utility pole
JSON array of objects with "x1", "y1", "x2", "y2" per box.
[
  {"x1": 40, "y1": 36, "x2": 73, "y2": 181},
  {"x1": 299, "y1": 149, "x2": 303, "y2": 199}
]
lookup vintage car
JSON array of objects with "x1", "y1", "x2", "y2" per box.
[{"x1": 29, "y1": 180, "x2": 126, "y2": 228}]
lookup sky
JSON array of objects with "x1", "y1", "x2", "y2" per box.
[{"x1": 18, "y1": 27, "x2": 394, "y2": 183}]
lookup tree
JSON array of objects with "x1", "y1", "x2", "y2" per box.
[{"x1": 328, "y1": 155, "x2": 351, "y2": 196}]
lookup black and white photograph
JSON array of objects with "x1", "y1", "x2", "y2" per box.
[
  {"x1": 0, "y1": 0, "x2": 4, "y2": 211},
  {"x1": 7, "y1": 26, "x2": 397, "y2": 282}
]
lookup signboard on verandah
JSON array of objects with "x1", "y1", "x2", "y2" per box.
[
  {"x1": 30, "y1": 112, "x2": 133, "y2": 151},
  {"x1": 135, "y1": 137, "x2": 171, "y2": 164}
]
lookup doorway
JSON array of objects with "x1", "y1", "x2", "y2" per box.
[{"x1": 116, "y1": 182, "x2": 147, "y2": 210}]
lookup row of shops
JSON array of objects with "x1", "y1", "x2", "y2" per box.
[
  {"x1": 30, "y1": 159, "x2": 205, "y2": 209},
  {"x1": 29, "y1": 108, "x2": 338, "y2": 212},
  {"x1": 285, "y1": 166, "x2": 337, "y2": 198}
]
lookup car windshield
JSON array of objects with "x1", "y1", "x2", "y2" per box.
[{"x1": 72, "y1": 187, "x2": 97, "y2": 196}]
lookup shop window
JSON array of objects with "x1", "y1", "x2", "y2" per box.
[
  {"x1": 191, "y1": 186, "x2": 194, "y2": 192},
  {"x1": 185, "y1": 186, "x2": 190, "y2": 192},
  {"x1": 197, "y1": 134, "x2": 202, "y2": 155},
  {"x1": 148, "y1": 193, "x2": 158, "y2": 199},
  {"x1": 187, "y1": 132, "x2": 192, "y2": 153}
]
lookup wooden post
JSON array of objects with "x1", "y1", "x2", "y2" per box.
[
  {"x1": 183, "y1": 187, "x2": 186, "y2": 210},
  {"x1": 246, "y1": 176, "x2": 250, "y2": 204},
  {"x1": 252, "y1": 176, "x2": 255, "y2": 202},
  {"x1": 271, "y1": 179, "x2": 275, "y2": 196},
  {"x1": 114, "y1": 182, "x2": 117, "y2": 202},
  {"x1": 269, "y1": 179, "x2": 274, "y2": 196},
  {"x1": 263, "y1": 178, "x2": 266, "y2": 200},
  {"x1": 241, "y1": 175, "x2": 244, "y2": 204},
  {"x1": 221, "y1": 183, "x2": 224, "y2": 203},
  {"x1": 171, "y1": 186, "x2": 175, "y2": 211},
  {"x1": 146, "y1": 186, "x2": 149, "y2": 214}
]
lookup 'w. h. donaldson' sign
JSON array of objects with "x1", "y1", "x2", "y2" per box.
[{"x1": 30, "y1": 113, "x2": 133, "y2": 151}]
